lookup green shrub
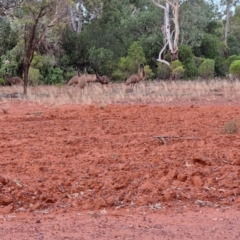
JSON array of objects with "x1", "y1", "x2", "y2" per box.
[
  {"x1": 31, "y1": 52, "x2": 43, "y2": 69},
  {"x1": 183, "y1": 60, "x2": 198, "y2": 78},
  {"x1": 28, "y1": 67, "x2": 42, "y2": 86},
  {"x1": 172, "y1": 66, "x2": 185, "y2": 79},
  {"x1": 88, "y1": 47, "x2": 114, "y2": 72},
  {"x1": 179, "y1": 45, "x2": 198, "y2": 78},
  {"x1": 42, "y1": 67, "x2": 64, "y2": 85},
  {"x1": 198, "y1": 59, "x2": 215, "y2": 79},
  {"x1": 0, "y1": 77, "x2": 5, "y2": 85},
  {"x1": 214, "y1": 56, "x2": 226, "y2": 77},
  {"x1": 229, "y1": 60, "x2": 240, "y2": 78},
  {"x1": 201, "y1": 34, "x2": 219, "y2": 59},
  {"x1": 143, "y1": 65, "x2": 154, "y2": 80},
  {"x1": 156, "y1": 62, "x2": 170, "y2": 80},
  {"x1": 194, "y1": 57, "x2": 205, "y2": 68},
  {"x1": 112, "y1": 42, "x2": 153, "y2": 82},
  {"x1": 179, "y1": 45, "x2": 194, "y2": 63},
  {"x1": 218, "y1": 41, "x2": 228, "y2": 58},
  {"x1": 171, "y1": 60, "x2": 183, "y2": 70},
  {"x1": 224, "y1": 55, "x2": 240, "y2": 73}
]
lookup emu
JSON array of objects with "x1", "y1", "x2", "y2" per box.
[
  {"x1": 84, "y1": 67, "x2": 97, "y2": 86},
  {"x1": 96, "y1": 72, "x2": 109, "y2": 87},
  {"x1": 67, "y1": 70, "x2": 81, "y2": 86},
  {"x1": 78, "y1": 72, "x2": 87, "y2": 93},
  {"x1": 125, "y1": 64, "x2": 145, "y2": 87},
  {"x1": 5, "y1": 70, "x2": 24, "y2": 86}
]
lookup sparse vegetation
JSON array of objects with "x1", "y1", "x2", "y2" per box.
[
  {"x1": 223, "y1": 118, "x2": 239, "y2": 134},
  {"x1": 0, "y1": 79, "x2": 239, "y2": 105}
]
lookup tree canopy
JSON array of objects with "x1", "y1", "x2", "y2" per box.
[{"x1": 1, "y1": 0, "x2": 240, "y2": 92}]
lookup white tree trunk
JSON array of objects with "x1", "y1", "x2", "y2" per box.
[
  {"x1": 224, "y1": 1, "x2": 230, "y2": 46},
  {"x1": 151, "y1": 0, "x2": 180, "y2": 66},
  {"x1": 77, "y1": 0, "x2": 83, "y2": 34}
]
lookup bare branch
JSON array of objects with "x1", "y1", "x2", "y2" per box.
[
  {"x1": 151, "y1": 0, "x2": 166, "y2": 10},
  {"x1": 156, "y1": 41, "x2": 170, "y2": 66}
]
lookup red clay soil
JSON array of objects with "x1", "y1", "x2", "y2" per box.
[{"x1": 0, "y1": 101, "x2": 240, "y2": 239}]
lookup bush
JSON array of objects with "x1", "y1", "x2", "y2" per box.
[
  {"x1": 229, "y1": 60, "x2": 240, "y2": 78},
  {"x1": 156, "y1": 63, "x2": 170, "y2": 80},
  {"x1": 224, "y1": 55, "x2": 240, "y2": 73},
  {"x1": 214, "y1": 56, "x2": 226, "y2": 77},
  {"x1": 144, "y1": 65, "x2": 155, "y2": 80},
  {"x1": 42, "y1": 67, "x2": 64, "y2": 85},
  {"x1": 201, "y1": 34, "x2": 219, "y2": 59},
  {"x1": 198, "y1": 58, "x2": 215, "y2": 79},
  {"x1": 0, "y1": 77, "x2": 5, "y2": 85},
  {"x1": 112, "y1": 42, "x2": 153, "y2": 82},
  {"x1": 172, "y1": 66, "x2": 185, "y2": 79},
  {"x1": 179, "y1": 45, "x2": 194, "y2": 63},
  {"x1": 171, "y1": 60, "x2": 183, "y2": 70},
  {"x1": 194, "y1": 57, "x2": 205, "y2": 68},
  {"x1": 179, "y1": 45, "x2": 198, "y2": 78},
  {"x1": 28, "y1": 67, "x2": 42, "y2": 86}
]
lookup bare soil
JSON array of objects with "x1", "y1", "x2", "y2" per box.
[{"x1": 0, "y1": 100, "x2": 240, "y2": 239}]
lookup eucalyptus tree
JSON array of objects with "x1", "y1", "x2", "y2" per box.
[
  {"x1": 151, "y1": 0, "x2": 180, "y2": 65},
  {"x1": 69, "y1": 0, "x2": 103, "y2": 34},
  {"x1": 220, "y1": 0, "x2": 240, "y2": 45},
  {"x1": 179, "y1": 0, "x2": 218, "y2": 47},
  {"x1": 4, "y1": 0, "x2": 71, "y2": 94}
]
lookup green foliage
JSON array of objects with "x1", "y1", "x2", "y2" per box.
[
  {"x1": 198, "y1": 58, "x2": 215, "y2": 79},
  {"x1": 144, "y1": 65, "x2": 154, "y2": 80},
  {"x1": 201, "y1": 34, "x2": 219, "y2": 59},
  {"x1": 179, "y1": 45, "x2": 198, "y2": 78},
  {"x1": 224, "y1": 55, "x2": 240, "y2": 73},
  {"x1": 88, "y1": 47, "x2": 114, "y2": 72},
  {"x1": 0, "y1": 18, "x2": 18, "y2": 57},
  {"x1": 171, "y1": 60, "x2": 185, "y2": 79},
  {"x1": 227, "y1": 35, "x2": 240, "y2": 56},
  {"x1": 0, "y1": 78, "x2": 5, "y2": 86},
  {"x1": 156, "y1": 62, "x2": 170, "y2": 80},
  {"x1": 194, "y1": 57, "x2": 205, "y2": 68},
  {"x1": 42, "y1": 67, "x2": 64, "y2": 85},
  {"x1": 229, "y1": 60, "x2": 240, "y2": 77},
  {"x1": 180, "y1": 0, "x2": 217, "y2": 47},
  {"x1": 28, "y1": 67, "x2": 42, "y2": 86},
  {"x1": 172, "y1": 66, "x2": 185, "y2": 79},
  {"x1": 218, "y1": 41, "x2": 228, "y2": 58},
  {"x1": 112, "y1": 41, "x2": 149, "y2": 81},
  {"x1": 31, "y1": 52, "x2": 43, "y2": 69},
  {"x1": 214, "y1": 56, "x2": 226, "y2": 77},
  {"x1": 171, "y1": 60, "x2": 183, "y2": 70}
]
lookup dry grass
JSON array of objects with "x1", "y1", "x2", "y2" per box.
[
  {"x1": 223, "y1": 118, "x2": 239, "y2": 134},
  {"x1": 0, "y1": 79, "x2": 240, "y2": 105}
]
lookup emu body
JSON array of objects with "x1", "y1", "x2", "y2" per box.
[
  {"x1": 125, "y1": 64, "x2": 145, "y2": 87},
  {"x1": 83, "y1": 68, "x2": 97, "y2": 85},
  {"x1": 67, "y1": 71, "x2": 81, "y2": 85},
  {"x1": 5, "y1": 72, "x2": 24, "y2": 86},
  {"x1": 96, "y1": 73, "x2": 109, "y2": 86}
]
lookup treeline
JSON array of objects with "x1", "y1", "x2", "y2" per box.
[{"x1": 0, "y1": 0, "x2": 240, "y2": 87}]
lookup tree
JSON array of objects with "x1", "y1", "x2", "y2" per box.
[
  {"x1": 151, "y1": 0, "x2": 180, "y2": 66},
  {"x1": 220, "y1": 0, "x2": 240, "y2": 45},
  {"x1": 7, "y1": 0, "x2": 71, "y2": 94},
  {"x1": 69, "y1": 0, "x2": 103, "y2": 34},
  {"x1": 179, "y1": 0, "x2": 218, "y2": 47}
]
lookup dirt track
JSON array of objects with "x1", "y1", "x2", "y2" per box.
[{"x1": 0, "y1": 101, "x2": 240, "y2": 239}]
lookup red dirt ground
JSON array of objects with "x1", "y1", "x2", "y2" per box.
[{"x1": 0, "y1": 100, "x2": 240, "y2": 239}]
